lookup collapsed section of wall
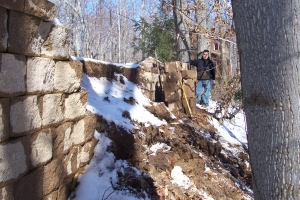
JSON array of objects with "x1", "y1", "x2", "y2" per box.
[
  {"x1": 0, "y1": 1, "x2": 97, "y2": 199},
  {"x1": 82, "y1": 57, "x2": 198, "y2": 118},
  {"x1": 139, "y1": 58, "x2": 197, "y2": 117}
]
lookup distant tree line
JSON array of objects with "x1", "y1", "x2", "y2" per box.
[{"x1": 55, "y1": 0, "x2": 236, "y2": 68}]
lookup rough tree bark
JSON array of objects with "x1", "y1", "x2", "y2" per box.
[
  {"x1": 195, "y1": 0, "x2": 208, "y2": 53},
  {"x1": 232, "y1": 0, "x2": 300, "y2": 199},
  {"x1": 173, "y1": 0, "x2": 191, "y2": 62},
  {"x1": 220, "y1": 38, "x2": 227, "y2": 79}
]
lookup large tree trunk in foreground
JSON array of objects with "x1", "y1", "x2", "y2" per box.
[{"x1": 232, "y1": 0, "x2": 300, "y2": 199}]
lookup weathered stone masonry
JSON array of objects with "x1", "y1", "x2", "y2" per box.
[
  {"x1": 0, "y1": 1, "x2": 97, "y2": 199},
  {"x1": 82, "y1": 57, "x2": 198, "y2": 117},
  {"x1": 137, "y1": 58, "x2": 197, "y2": 117},
  {"x1": 0, "y1": 0, "x2": 197, "y2": 199}
]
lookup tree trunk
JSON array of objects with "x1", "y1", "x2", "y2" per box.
[
  {"x1": 195, "y1": 0, "x2": 208, "y2": 53},
  {"x1": 232, "y1": 0, "x2": 300, "y2": 199},
  {"x1": 173, "y1": 0, "x2": 191, "y2": 62},
  {"x1": 118, "y1": 1, "x2": 121, "y2": 63},
  {"x1": 220, "y1": 39, "x2": 227, "y2": 79}
]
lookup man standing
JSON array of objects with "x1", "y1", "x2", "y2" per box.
[{"x1": 190, "y1": 50, "x2": 215, "y2": 109}]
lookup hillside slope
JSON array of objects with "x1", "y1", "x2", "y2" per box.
[{"x1": 70, "y1": 68, "x2": 253, "y2": 200}]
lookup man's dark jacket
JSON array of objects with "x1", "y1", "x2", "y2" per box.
[{"x1": 190, "y1": 58, "x2": 215, "y2": 80}]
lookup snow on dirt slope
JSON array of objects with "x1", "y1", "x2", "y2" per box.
[{"x1": 69, "y1": 62, "x2": 253, "y2": 200}]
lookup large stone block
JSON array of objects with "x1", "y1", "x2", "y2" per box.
[
  {"x1": 63, "y1": 146, "x2": 79, "y2": 176},
  {"x1": 64, "y1": 91, "x2": 88, "y2": 121},
  {"x1": 0, "y1": 184, "x2": 14, "y2": 200},
  {"x1": 24, "y1": 0, "x2": 57, "y2": 21},
  {"x1": 43, "y1": 159, "x2": 65, "y2": 195},
  {"x1": 72, "y1": 120, "x2": 85, "y2": 146},
  {"x1": 0, "y1": 54, "x2": 26, "y2": 97},
  {"x1": 42, "y1": 94, "x2": 64, "y2": 126},
  {"x1": 0, "y1": 141, "x2": 28, "y2": 185},
  {"x1": 163, "y1": 82, "x2": 179, "y2": 93},
  {"x1": 8, "y1": 11, "x2": 41, "y2": 56},
  {"x1": 141, "y1": 89, "x2": 154, "y2": 101},
  {"x1": 43, "y1": 190, "x2": 58, "y2": 200},
  {"x1": 54, "y1": 61, "x2": 83, "y2": 93},
  {"x1": 181, "y1": 70, "x2": 197, "y2": 80},
  {"x1": 121, "y1": 67, "x2": 140, "y2": 84},
  {"x1": 143, "y1": 57, "x2": 163, "y2": 71},
  {"x1": 83, "y1": 61, "x2": 119, "y2": 79},
  {"x1": 56, "y1": 177, "x2": 73, "y2": 200},
  {"x1": 14, "y1": 167, "x2": 43, "y2": 200},
  {"x1": 164, "y1": 71, "x2": 179, "y2": 83},
  {"x1": 71, "y1": 119, "x2": 85, "y2": 145},
  {"x1": 182, "y1": 62, "x2": 190, "y2": 70},
  {"x1": 40, "y1": 25, "x2": 71, "y2": 60},
  {"x1": 72, "y1": 115, "x2": 98, "y2": 146},
  {"x1": 165, "y1": 91, "x2": 180, "y2": 103},
  {"x1": 0, "y1": 7, "x2": 8, "y2": 52},
  {"x1": 141, "y1": 72, "x2": 161, "y2": 82},
  {"x1": 182, "y1": 97, "x2": 196, "y2": 115},
  {"x1": 77, "y1": 139, "x2": 97, "y2": 168},
  {"x1": 0, "y1": 98, "x2": 9, "y2": 142},
  {"x1": 143, "y1": 82, "x2": 156, "y2": 91},
  {"x1": 8, "y1": 12, "x2": 70, "y2": 59},
  {"x1": 177, "y1": 88, "x2": 182, "y2": 98},
  {"x1": 53, "y1": 122, "x2": 73, "y2": 157},
  {"x1": 83, "y1": 111, "x2": 97, "y2": 142},
  {"x1": 0, "y1": 0, "x2": 24, "y2": 12},
  {"x1": 10, "y1": 95, "x2": 42, "y2": 136},
  {"x1": 182, "y1": 79, "x2": 196, "y2": 98},
  {"x1": 30, "y1": 129, "x2": 53, "y2": 168},
  {"x1": 27, "y1": 57, "x2": 55, "y2": 94},
  {"x1": 140, "y1": 62, "x2": 154, "y2": 72},
  {"x1": 164, "y1": 62, "x2": 178, "y2": 73},
  {"x1": 188, "y1": 96, "x2": 197, "y2": 108},
  {"x1": 182, "y1": 79, "x2": 195, "y2": 89},
  {"x1": 175, "y1": 61, "x2": 182, "y2": 71}
]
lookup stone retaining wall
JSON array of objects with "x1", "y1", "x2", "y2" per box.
[
  {"x1": 0, "y1": 1, "x2": 97, "y2": 199},
  {"x1": 139, "y1": 58, "x2": 197, "y2": 116},
  {"x1": 0, "y1": 0, "x2": 197, "y2": 199},
  {"x1": 82, "y1": 57, "x2": 197, "y2": 117}
]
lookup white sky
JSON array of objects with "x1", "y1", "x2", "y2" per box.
[{"x1": 71, "y1": 58, "x2": 250, "y2": 200}]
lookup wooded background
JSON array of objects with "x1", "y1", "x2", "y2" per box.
[{"x1": 55, "y1": 0, "x2": 236, "y2": 74}]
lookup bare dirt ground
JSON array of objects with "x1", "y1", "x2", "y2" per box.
[{"x1": 95, "y1": 103, "x2": 253, "y2": 200}]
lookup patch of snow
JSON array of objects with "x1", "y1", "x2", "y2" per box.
[
  {"x1": 52, "y1": 18, "x2": 63, "y2": 26},
  {"x1": 209, "y1": 113, "x2": 247, "y2": 153},
  {"x1": 169, "y1": 127, "x2": 175, "y2": 134},
  {"x1": 149, "y1": 143, "x2": 171, "y2": 156},
  {"x1": 73, "y1": 131, "x2": 151, "y2": 200},
  {"x1": 81, "y1": 73, "x2": 166, "y2": 131},
  {"x1": 48, "y1": 0, "x2": 56, "y2": 4},
  {"x1": 171, "y1": 166, "x2": 214, "y2": 200},
  {"x1": 138, "y1": 131, "x2": 146, "y2": 139},
  {"x1": 72, "y1": 60, "x2": 252, "y2": 199}
]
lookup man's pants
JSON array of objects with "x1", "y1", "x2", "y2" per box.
[{"x1": 196, "y1": 80, "x2": 211, "y2": 106}]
